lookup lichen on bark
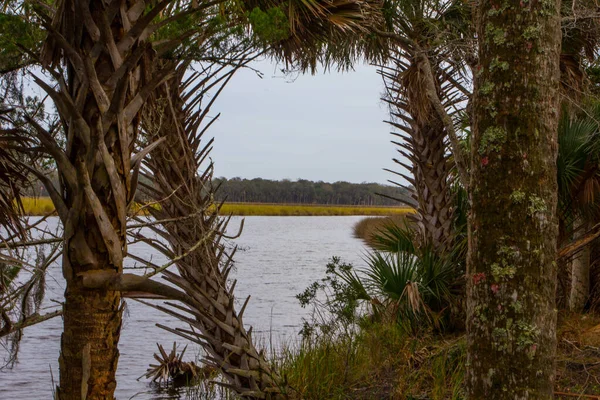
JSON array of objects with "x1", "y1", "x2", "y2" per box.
[{"x1": 466, "y1": 0, "x2": 561, "y2": 397}]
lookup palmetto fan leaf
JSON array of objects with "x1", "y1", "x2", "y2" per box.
[
  {"x1": 557, "y1": 102, "x2": 600, "y2": 224},
  {"x1": 557, "y1": 116, "x2": 594, "y2": 200},
  {"x1": 363, "y1": 251, "x2": 419, "y2": 303},
  {"x1": 360, "y1": 241, "x2": 463, "y2": 329},
  {"x1": 371, "y1": 219, "x2": 416, "y2": 253}
]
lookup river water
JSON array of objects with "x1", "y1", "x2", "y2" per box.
[{"x1": 0, "y1": 216, "x2": 368, "y2": 399}]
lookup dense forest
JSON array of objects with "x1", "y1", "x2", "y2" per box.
[
  {"x1": 28, "y1": 175, "x2": 412, "y2": 206},
  {"x1": 213, "y1": 177, "x2": 411, "y2": 205}
]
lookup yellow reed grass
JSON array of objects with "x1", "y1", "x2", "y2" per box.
[
  {"x1": 20, "y1": 198, "x2": 415, "y2": 217},
  {"x1": 219, "y1": 203, "x2": 414, "y2": 216},
  {"x1": 20, "y1": 197, "x2": 56, "y2": 216}
]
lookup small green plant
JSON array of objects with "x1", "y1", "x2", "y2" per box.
[{"x1": 297, "y1": 257, "x2": 368, "y2": 338}]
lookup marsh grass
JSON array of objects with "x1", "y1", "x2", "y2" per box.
[
  {"x1": 353, "y1": 215, "x2": 413, "y2": 247},
  {"x1": 20, "y1": 198, "x2": 414, "y2": 217},
  {"x1": 20, "y1": 197, "x2": 56, "y2": 216},
  {"x1": 273, "y1": 312, "x2": 600, "y2": 400},
  {"x1": 274, "y1": 322, "x2": 466, "y2": 399},
  {"x1": 220, "y1": 203, "x2": 413, "y2": 216},
  {"x1": 19, "y1": 197, "x2": 156, "y2": 216}
]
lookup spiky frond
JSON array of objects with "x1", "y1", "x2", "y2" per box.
[
  {"x1": 132, "y1": 44, "x2": 286, "y2": 396},
  {"x1": 0, "y1": 109, "x2": 27, "y2": 239}
]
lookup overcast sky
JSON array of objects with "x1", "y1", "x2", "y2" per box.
[{"x1": 208, "y1": 58, "x2": 403, "y2": 185}]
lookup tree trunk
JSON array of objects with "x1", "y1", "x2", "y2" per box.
[
  {"x1": 466, "y1": 0, "x2": 561, "y2": 398},
  {"x1": 37, "y1": 1, "x2": 170, "y2": 398},
  {"x1": 383, "y1": 54, "x2": 454, "y2": 253},
  {"x1": 138, "y1": 62, "x2": 284, "y2": 397},
  {"x1": 411, "y1": 105, "x2": 453, "y2": 253},
  {"x1": 569, "y1": 219, "x2": 591, "y2": 311}
]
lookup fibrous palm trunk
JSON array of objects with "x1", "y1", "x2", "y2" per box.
[
  {"x1": 406, "y1": 105, "x2": 452, "y2": 252},
  {"x1": 136, "y1": 60, "x2": 284, "y2": 398},
  {"x1": 34, "y1": 1, "x2": 173, "y2": 398},
  {"x1": 466, "y1": 0, "x2": 561, "y2": 397},
  {"x1": 381, "y1": 53, "x2": 454, "y2": 254}
]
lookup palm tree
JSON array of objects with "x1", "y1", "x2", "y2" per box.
[
  {"x1": 131, "y1": 3, "x2": 383, "y2": 395},
  {"x1": 377, "y1": 0, "x2": 472, "y2": 254},
  {"x1": 1, "y1": 0, "x2": 381, "y2": 397},
  {"x1": 136, "y1": 52, "x2": 286, "y2": 396}
]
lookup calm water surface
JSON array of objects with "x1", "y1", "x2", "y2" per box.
[{"x1": 0, "y1": 216, "x2": 367, "y2": 399}]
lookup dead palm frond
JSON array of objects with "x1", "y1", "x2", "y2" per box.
[
  {"x1": 144, "y1": 343, "x2": 208, "y2": 386},
  {"x1": 0, "y1": 108, "x2": 28, "y2": 239},
  {"x1": 560, "y1": 0, "x2": 600, "y2": 104}
]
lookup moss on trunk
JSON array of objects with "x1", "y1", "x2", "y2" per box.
[{"x1": 467, "y1": 0, "x2": 562, "y2": 397}]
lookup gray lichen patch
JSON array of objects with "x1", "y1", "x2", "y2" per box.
[
  {"x1": 479, "y1": 126, "x2": 507, "y2": 155},
  {"x1": 527, "y1": 195, "x2": 547, "y2": 216},
  {"x1": 510, "y1": 190, "x2": 526, "y2": 204}
]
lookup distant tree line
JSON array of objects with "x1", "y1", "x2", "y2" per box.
[
  {"x1": 26, "y1": 174, "x2": 411, "y2": 206},
  {"x1": 214, "y1": 177, "x2": 411, "y2": 205}
]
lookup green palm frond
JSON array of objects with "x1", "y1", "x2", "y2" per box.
[
  {"x1": 363, "y1": 251, "x2": 419, "y2": 303},
  {"x1": 417, "y1": 245, "x2": 459, "y2": 309},
  {"x1": 557, "y1": 101, "x2": 600, "y2": 226},
  {"x1": 557, "y1": 115, "x2": 592, "y2": 198},
  {"x1": 371, "y1": 220, "x2": 416, "y2": 254},
  {"x1": 247, "y1": 0, "x2": 383, "y2": 71}
]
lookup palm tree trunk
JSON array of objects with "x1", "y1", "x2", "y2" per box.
[
  {"x1": 466, "y1": 0, "x2": 561, "y2": 397},
  {"x1": 137, "y1": 62, "x2": 284, "y2": 397},
  {"x1": 37, "y1": 1, "x2": 171, "y2": 398},
  {"x1": 383, "y1": 54, "x2": 454, "y2": 253},
  {"x1": 411, "y1": 108, "x2": 453, "y2": 252}
]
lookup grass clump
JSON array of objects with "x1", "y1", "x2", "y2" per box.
[
  {"x1": 353, "y1": 215, "x2": 412, "y2": 246},
  {"x1": 276, "y1": 313, "x2": 600, "y2": 399},
  {"x1": 276, "y1": 320, "x2": 467, "y2": 399}
]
